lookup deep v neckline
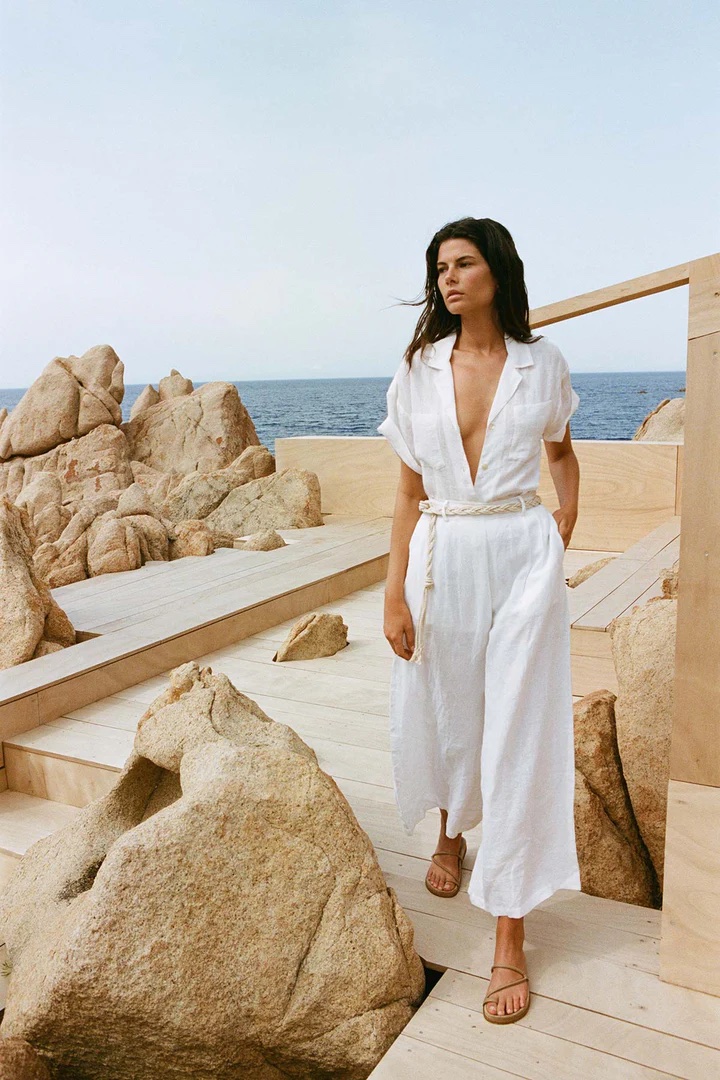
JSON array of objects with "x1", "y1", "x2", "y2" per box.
[{"x1": 449, "y1": 343, "x2": 509, "y2": 488}]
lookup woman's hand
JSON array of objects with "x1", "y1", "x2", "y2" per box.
[
  {"x1": 552, "y1": 505, "x2": 577, "y2": 550},
  {"x1": 383, "y1": 598, "x2": 416, "y2": 660}
]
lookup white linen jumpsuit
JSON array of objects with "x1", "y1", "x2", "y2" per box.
[{"x1": 377, "y1": 331, "x2": 583, "y2": 918}]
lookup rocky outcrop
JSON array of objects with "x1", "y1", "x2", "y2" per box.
[
  {"x1": 0, "y1": 423, "x2": 134, "y2": 507},
  {"x1": 0, "y1": 346, "x2": 124, "y2": 460},
  {"x1": 169, "y1": 519, "x2": 222, "y2": 558},
  {"x1": 205, "y1": 469, "x2": 323, "y2": 535},
  {"x1": 608, "y1": 598, "x2": 676, "y2": 888},
  {"x1": 129, "y1": 384, "x2": 160, "y2": 419},
  {"x1": 129, "y1": 460, "x2": 182, "y2": 504},
  {"x1": 633, "y1": 398, "x2": 684, "y2": 441},
  {"x1": 161, "y1": 446, "x2": 276, "y2": 523},
  {"x1": 122, "y1": 380, "x2": 261, "y2": 476},
  {"x1": 0, "y1": 1038, "x2": 52, "y2": 1080},
  {"x1": 274, "y1": 613, "x2": 349, "y2": 662},
  {"x1": 14, "y1": 473, "x2": 71, "y2": 546},
  {"x1": 0, "y1": 498, "x2": 75, "y2": 668},
  {"x1": 573, "y1": 691, "x2": 659, "y2": 906},
  {"x1": 33, "y1": 484, "x2": 178, "y2": 586},
  {"x1": 0, "y1": 662, "x2": 425, "y2": 1079}
]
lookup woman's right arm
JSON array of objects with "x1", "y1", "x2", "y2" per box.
[{"x1": 383, "y1": 461, "x2": 426, "y2": 660}]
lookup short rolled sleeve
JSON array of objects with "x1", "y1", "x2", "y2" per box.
[
  {"x1": 377, "y1": 367, "x2": 422, "y2": 474},
  {"x1": 543, "y1": 347, "x2": 580, "y2": 442}
]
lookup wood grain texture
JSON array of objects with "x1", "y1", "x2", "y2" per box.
[
  {"x1": 670, "y1": 330, "x2": 720, "y2": 786},
  {"x1": 660, "y1": 780, "x2": 720, "y2": 997}
]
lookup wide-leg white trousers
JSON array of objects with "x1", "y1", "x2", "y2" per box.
[{"x1": 388, "y1": 498, "x2": 582, "y2": 918}]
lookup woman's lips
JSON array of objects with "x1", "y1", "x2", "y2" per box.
[{"x1": 447, "y1": 292, "x2": 463, "y2": 300}]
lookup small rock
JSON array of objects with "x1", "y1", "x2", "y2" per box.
[
  {"x1": 274, "y1": 612, "x2": 348, "y2": 661},
  {"x1": 234, "y1": 528, "x2": 287, "y2": 551}
]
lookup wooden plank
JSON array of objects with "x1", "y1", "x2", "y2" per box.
[
  {"x1": 0, "y1": 791, "x2": 80, "y2": 857},
  {"x1": 574, "y1": 556, "x2": 678, "y2": 631},
  {"x1": 670, "y1": 328, "x2": 720, "y2": 786},
  {"x1": 688, "y1": 252, "x2": 720, "y2": 338},
  {"x1": 660, "y1": 780, "x2": 720, "y2": 996},
  {"x1": 428, "y1": 968, "x2": 720, "y2": 1080},
  {"x1": 376, "y1": 850, "x2": 659, "y2": 968},
  {"x1": 4, "y1": 747, "x2": 117, "y2": 806},
  {"x1": 63, "y1": 519, "x2": 390, "y2": 632},
  {"x1": 529, "y1": 260, "x2": 689, "y2": 327},
  {"x1": 369, "y1": 1036, "x2": 516, "y2": 1079},
  {"x1": 0, "y1": 530, "x2": 390, "y2": 711},
  {"x1": 406, "y1": 909, "x2": 720, "y2": 1049},
  {"x1": 400, "y1": 993, "x2": 679, "y2": 1079}
]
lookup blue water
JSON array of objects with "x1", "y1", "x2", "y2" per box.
[{"x1": 0, "y1": 372, "x2": 686, "y2": 456}]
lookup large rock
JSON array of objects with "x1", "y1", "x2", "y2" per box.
[
  {"x1": 0, "y1": 662, "x2": 425, "y2": 1079},
  {"x1": 573, "y1": 691, "x2": 659, "y2": 906},
  {"x1": 161, "y1": 446, "x2": 276, "y2": 523},
  {"x1": 14, "y1": 473, "x2": 71, "y2": 545},
  {"x1": 633, "y1": 398, "x2": 684, "y2": 441},
  {"x1": 0, "y1": 498, "x2": 75, "y2": 668},
  {"x1": 34, "y1": 485, "x2": 177, "y2": 586},
  {"x1": 0, "y1": 424, "x2": 134, "y2": 507},
  {"x1": 205, "y1": 469, "x2": 323, "y2": 536},
  {"x1": 168, "y1": 519, "x2": 216, "y2": 558},
  {"x1": 0, "y1": 345, "x2": 124, "y2": 461},
  {"x1": 0, "y1": 1038, "x2": 52, "y2": 1079},
  {"x1": 129, "y1": 384, "x2": 160, "y2": 419},
  {"x1": 122, "y1": 381, "x2": 261, "y2": 476},
  {"x1": 608, "y1": 598, "x2": 676, "y2": 887}
]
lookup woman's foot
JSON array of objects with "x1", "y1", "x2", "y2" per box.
[
  {"x1": 484, "y1": 916, "x2": 528, "y2": 1018},
  {"x1": 426, "y1": 810, "x2": 464, "y2": 893}
]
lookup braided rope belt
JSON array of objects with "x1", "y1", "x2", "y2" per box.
[{"x1": 407, "y1": 492, "x2": 542, "y2": 665}]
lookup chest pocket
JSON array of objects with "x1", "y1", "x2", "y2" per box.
[
  {"x1": 412, "y1": 412, "x2": 446, "y2": 470},
  {"x1": 508, "y1": 400, "x2": 553, "y2": 461}
]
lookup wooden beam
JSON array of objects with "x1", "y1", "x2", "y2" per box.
[{"x1": 529, "y1": 260, "x2": 691, "y2": 326}]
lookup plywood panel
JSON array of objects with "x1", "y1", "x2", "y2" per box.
[
  {"x1": 279, "y1": 438, "x2": 680, "y2": 552},
  {"x1": 4, "y1": 747, "x2": 118, "y2": 806},
  {"x1": 660, "y1": 779, "x2": 720, "y2": 997},
  {"x1": 428, "y1": 969, "x2": 719, "y2": 1080},
  {"x1": 688, "y1": 253, "x2": 720, "y2": 339},
  {"x1": 669, "y1": 330, "x2": 720, "y2": 787}
]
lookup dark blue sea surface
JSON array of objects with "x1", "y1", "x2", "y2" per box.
[{"x1": 0, "y1": 371, "x2": 686, "y2": 456}]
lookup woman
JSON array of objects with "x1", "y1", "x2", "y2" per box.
[{"x1": 377, "y1": 217, "x2": 582, "y2": 1024}]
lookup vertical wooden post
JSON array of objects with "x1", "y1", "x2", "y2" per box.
[{"x1": 659, "y1": 254, "x2": 720, "y2": 994}]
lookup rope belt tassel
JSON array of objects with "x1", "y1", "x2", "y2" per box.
[{"x1": 407, "y1": 492, "x2": 542, "y2": 665}]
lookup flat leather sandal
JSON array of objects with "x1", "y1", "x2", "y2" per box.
[
  {"x1": 424, "y1": 836, "x2": 467, "y2": 898},
  {"x1": 482, "y1": 964, "x2": 531, "y2": 1024}
]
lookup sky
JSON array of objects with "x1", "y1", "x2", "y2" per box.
[{"x1": 1, "y1": 1, "x2": 718, "y2": 388}]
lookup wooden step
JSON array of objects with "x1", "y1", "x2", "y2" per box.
[{"x1": 0, "y1": 790, "x2": 80, "y2": 889}]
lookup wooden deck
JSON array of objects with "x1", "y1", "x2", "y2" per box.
[{"x1": 1, "y1": 513, "x2": 714, "y2": 1075}]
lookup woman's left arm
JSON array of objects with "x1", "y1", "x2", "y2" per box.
[{"x1": 544, "y1": 429, "x2": 579, "y2": 549}]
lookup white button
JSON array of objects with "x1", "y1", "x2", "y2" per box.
[
  {"x1": 481, "y1": 463, "x2": 488, "y2": 470},
  {"x1": 489, "y1": 422, "x2": 494, "y2": 428}
]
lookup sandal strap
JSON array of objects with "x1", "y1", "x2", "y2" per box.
[
  {"x1": 429, "y1": 854, "x2": 461, "y2": 886},
  {"x1": 483, "y1": 976, "x2": 528, "y2": 1002},
  {"x1": 490, "y1": 964, "x2": 527, "y2": 978}
]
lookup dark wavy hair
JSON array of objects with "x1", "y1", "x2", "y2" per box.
[{"x1": 398, "y1": 217, "x2": 543, "y2": 369}]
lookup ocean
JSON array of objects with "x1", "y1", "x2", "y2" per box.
[{"x1": 0, "y1": 371, "x2": 686, "y2": 456}]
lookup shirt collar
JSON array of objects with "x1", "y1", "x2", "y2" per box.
[{"x1": 420, "y1": 331, "x2": 534, "y2": 370}]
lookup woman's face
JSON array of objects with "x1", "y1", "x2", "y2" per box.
[{"x1": 436, "y1": 238, "x2": 498, "y2": 315}]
